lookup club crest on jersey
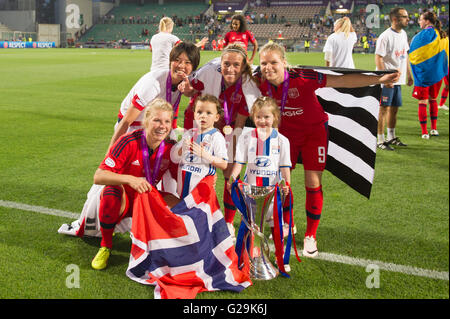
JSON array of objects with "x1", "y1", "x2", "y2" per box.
[
  {"x1": 230, "y1": 94, "x2": 242, "y2": 103},
  {"x1": 105, "y1": 157, "x2": 115, "y2": 168},
  {"x1": 288, "y1": 88, "x2": 299, "y2": 99},
  {"x1": 254, "y1": 157, "x2": 271, "y2": 167}
]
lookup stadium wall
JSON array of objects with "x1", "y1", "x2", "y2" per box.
[
  {"x1": 0, "y1": 10, "x2": 36, "y2": 32},
  {"x1": 55, "y1": 0, "x2": 93, "y2": 40}
]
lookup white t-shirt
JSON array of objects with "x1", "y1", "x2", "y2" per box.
[
  {"x1": 117, "y1": 69, "x2": 182, "y2": 132},
  {"x1": 235, "y1": 128, "x2": 291, "y2": 186},
  {"x1": 172, "y1": 128, "x2": 228, "y2": 198},
  {"x1": 323, "y1": 32, "x2": 357, "y2": 68},
  {"x1": 375, "y1": 28, "x2": 409, "y2": 85},
  {"x1": 150, "y1": 32, "x2": 181, "y2": 72}
]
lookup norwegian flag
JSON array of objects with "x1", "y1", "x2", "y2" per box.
[{"x1": 126, "y1": 176, "x2": 252, "y2": 299}]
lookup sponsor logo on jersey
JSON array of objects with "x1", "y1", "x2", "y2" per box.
[
  {"x1": 281, "y1": 107, "x2": 304, "y2": 117},
  {"x1": 132, "y1": 160, "x2": 140, "y2": 166},
  {"x1": 254, "y1": 157, "x2": 271, "y2": 167},
  {"x1": 249, "y1": 168, "x2": 277, "y2": 176},
  {"x1": 185, "y1": 153, "x2": 197, "y2": 163},
  {"x1": 181, "y1": 164, "x2": 202, "y2": 174}
]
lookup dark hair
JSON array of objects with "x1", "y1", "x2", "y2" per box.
[
  {"x1": 169, "y1": 41, "x2": 201, "y2": 71},
  {"x1": 231, "y1": 14, "x2": 247, "y2": 33},
  {"x1": 389, "y1": 7, "x2": 406, "y2": 21},
  {"x1": 194, "y1": 94, "x2": 224, "y2": 117},
  {"x1": 422, "y1": 11, "x2": 447, "y2": 39}
]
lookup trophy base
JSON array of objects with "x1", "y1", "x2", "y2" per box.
[{"x1": 250, "y1": 257, "x2": 279, "y2": 280}]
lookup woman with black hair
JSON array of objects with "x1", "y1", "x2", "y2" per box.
[{"x1": 224, "y1": 14, "x2": 259, "y2": 64}]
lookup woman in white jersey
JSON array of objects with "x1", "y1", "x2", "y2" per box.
[
  {"x1": 111, "y1": 42, "x2": 200, "y2": 151},
  {"x1": 323, "y1": 17, "x2": 357, "y2": 68},
  {"x1": 150, "y1": 17, "x2": 208, "y2": 72}
]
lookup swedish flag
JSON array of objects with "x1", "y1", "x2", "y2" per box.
[{"x1": 409, "y1": 27, "x2": 448, "y2": 87}]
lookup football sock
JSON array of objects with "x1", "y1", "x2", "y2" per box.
[
  {"x1": 387, "y1": 128, "x2": 395, "y2": 141},
  {"x1": 223, "y1": 180, "x2": 237, "y2": 224},
  {"x1": 429, "y1": 100, "x2": 438, "y2": 130},
  {"x1": 418, "y1": 103, "x2": 428, "y2": 134},
  {"x1": 377, "y1": 134, "x2": 385, "y2": 144},
  {"x1": 305, "y1": 185, "x2": 323, "y2": 239},
  {"x1": 440, "y1": 86, "x2": 449, "y2": 106},
  {"x1": 99, "y1": 186, "x2": 123, "y2": 249}
]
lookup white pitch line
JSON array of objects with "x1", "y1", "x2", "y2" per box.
[
  {"x1": 0, "y1": 200, "x2": 79, "y2": 219},
  {"x1": 1, "y1": 199, "x2": 448, "y2": 281},
  {"x1": 268, "y1": 242, "x2": 448, "y2": 282}
]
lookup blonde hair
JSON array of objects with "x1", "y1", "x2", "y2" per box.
[
  {"x1": 334, "y1": 17, "x2": 354, "y2": 38},
  {"x1": 250, "y1": 96, "x2": 280, "y2": 128},
  {"x1": 159, "y1": 17, "x2": 174, "y2": 33},
  {"x1": 144, "y1": 98, "x2": 173, "y2": 126},
  {"x1": 259, "y1": 42, "x2": 290, "y2": 69}
]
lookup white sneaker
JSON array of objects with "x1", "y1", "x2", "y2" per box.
[
  {"x1": 438, "y1": 104, "x2": 449, "y2": 111},
  {"x1": 422, "y1": 134, "x2": 430, "y2": 140},
  {"x1": 227, "y1": 223, "x2": 236, "y2": 243},
  {"x1": 302, "y1": 236, "x2": 318, "y2": 258},
  {"x1": 430, "y1": 129, "x2": 439, "y2": 136}
]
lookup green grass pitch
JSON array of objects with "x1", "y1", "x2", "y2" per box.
[{"x1": 0, "y1": 48, "x2": 448, "y2": 299}]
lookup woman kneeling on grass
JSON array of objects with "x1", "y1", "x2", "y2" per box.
[{"x1": 91, "y1": 98, "x2": 179, "y2": 270}]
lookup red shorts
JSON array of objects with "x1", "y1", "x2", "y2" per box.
[
  {"x1": 444, "y1": 72, "x2": 449, "y2": 86},
  {"x1": 282, "y1": 121, "x2": 329, "y2": 171},
  {"x1": 412, "y1": 79, "x2": 443, "y2": 100}
]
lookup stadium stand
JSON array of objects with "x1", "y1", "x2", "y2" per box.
[
  {"x1": 78, "y1": 2, "x2": 209, "y2": 44},
  {"x1": 75, "y1": 0, "x2": 448, "y2": 52}
]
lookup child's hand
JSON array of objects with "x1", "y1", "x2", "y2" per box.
[
  {"x1": 191, "y1": 142, "x2": 213, "y2": 163},
  {"x1": 281, "y1": 185, "x2": 290, "y2": 197},
  {"x1": 226, "y1": 181, "x2": 232, "y2": 193}
]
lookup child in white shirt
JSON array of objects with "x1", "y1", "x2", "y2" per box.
[{"x1": 171, "y1": 94, "x2": 228, "y2": 199}]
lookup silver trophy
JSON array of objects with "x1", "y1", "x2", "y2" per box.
[{"x1": 234, "y1": 181, "x2": 279, "y2": 280}]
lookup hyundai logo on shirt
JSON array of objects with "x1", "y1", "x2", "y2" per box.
[{"x1": 254, "y1": 157, "x2": 271, "y2": 167}]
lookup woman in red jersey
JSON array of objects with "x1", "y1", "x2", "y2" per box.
[
  {"x1": 224, "y1": 14, "x2": 258, "y2": 65},
  {"x1": 181, "y1": 44, "x2": 261, "y2": 241},
  {"x1": 256, "y1": 42, "x2": 399, "y2": 258},
  {"x1": 91, "y1": 98, "x2": 179, "y2": 270}
]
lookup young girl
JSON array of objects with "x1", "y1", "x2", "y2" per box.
[
  {"x1": 171, "y1": 94, "x2": 228, "y2": 199},
  {"x1": 229, "y1": 96, "x2": 291, "y2": 192},
  {"x1": 228, "y1": 96, "x2": 292, "y2": 271}
]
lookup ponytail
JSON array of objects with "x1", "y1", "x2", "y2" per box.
[
  {"x1": 422, "y1": 11, "x2": 447, "y2": 39},
  {"x1": 159, "y1": 17, "x2": 174, "y2": 33}
]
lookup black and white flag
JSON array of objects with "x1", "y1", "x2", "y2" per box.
[{"x1": 297, "y1": 66, "x2": 394, "y2": 199}]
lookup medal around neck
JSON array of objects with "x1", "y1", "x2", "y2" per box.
[{"x1": 223, "y1": 125, "x2": 233, "y2": 135}]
